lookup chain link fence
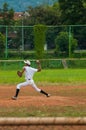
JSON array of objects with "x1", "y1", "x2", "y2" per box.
[{"x1": 0, "y1": 25, "x2": 86, "y2": 59}]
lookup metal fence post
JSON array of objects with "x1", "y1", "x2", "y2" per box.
[
  {"x1": 5, "y1": 26, "x2": 8, "y2": 59},
  {"x1": 22, "y1": 21, "x2": 24, "y2": 51},
  {"x1": 69, "y1": 25, "x2": 72, "y2": 58}
]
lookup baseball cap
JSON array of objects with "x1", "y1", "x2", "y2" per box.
[{"x1": 24, "y1": 60, "x2": 31, "y2": 65}]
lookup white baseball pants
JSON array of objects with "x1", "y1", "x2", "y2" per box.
[{"x1": 16, "y1": 79, "x2": 41, "y2": 92}]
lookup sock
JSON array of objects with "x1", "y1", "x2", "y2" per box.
[
  {"x1": 15, "y1": 89, "x2": 20, "y2": 97},
  {"x1": 40, "y1": 90, "x2": 48, "y2": 96}
]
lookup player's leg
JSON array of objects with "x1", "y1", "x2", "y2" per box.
[
  {"x1": 12, "y1": 81, "x2": 29, "y2": 100},
  {"x1": 40, "y1": 90, "x2": 50, "y2": 97},
  {"x1": 31, "y1": 80, "x2": 50, "y2": 97}
]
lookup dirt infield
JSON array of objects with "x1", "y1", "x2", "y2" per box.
[
  {"x1": 0, "y1": 125, "x2": 86, "y2": 130},
  {"x1": 0, "y1": 85, "x2": 86, "y2": 130},
  {"x1": 0, "y1": 85, "x2": 86, "y2": 107}
]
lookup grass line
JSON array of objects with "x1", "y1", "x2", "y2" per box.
[{"x1": 0, "y1": 69, "x2": 86, "y2": 85}]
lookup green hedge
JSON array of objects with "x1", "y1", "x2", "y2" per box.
[
  {"x1": 7, "y1": 51, "x2": 36, "y2": 59},
  {"x1": 0, "y1": 59, "x2": 86, "y2": 70},
  {"x1": 41, "y1": 60, "x2": 63, "y2": 69},
  {"x1": 5, "y1": 51, "x2": 56, "y2": 59},
  {"x1": 73, "y1": 52, "x2": 86, "y2": 58},
  {"x1": 67, "y1": 59, "x2": 86, "y2": 68},
  {"x1": 4, "y1": 51, "x2": 86, "y2": 60}
]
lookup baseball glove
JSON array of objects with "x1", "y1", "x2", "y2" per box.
[{"x1": 17, "y1": 71, "x2": 22, "y2": 77}]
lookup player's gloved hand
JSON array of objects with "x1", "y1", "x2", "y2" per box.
[{"x1": 17, "y1": 71, "x2": 22, "y2": 77}]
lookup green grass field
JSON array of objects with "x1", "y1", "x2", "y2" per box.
[
  {"x1": 0, "y1": 106, "x2": 86, "y2": 117},
  {"x1": 0, "y1": 69, "x2": 86, "y2": 85}
]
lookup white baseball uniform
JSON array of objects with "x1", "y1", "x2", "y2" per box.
[{"x1": 16, "y1": 66, "x2": 41, "y2": 92}]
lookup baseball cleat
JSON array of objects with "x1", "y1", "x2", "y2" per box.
[
  {"x1": 46, "y1": 94, "x2": 51, "y2": 97},
  {"x1": 11, "y1": 96, "x2": 17, "y2": 100}
]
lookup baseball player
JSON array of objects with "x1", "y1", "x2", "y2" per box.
[{"x1": 12, "y1": 60, "x2": 50, "y2": 100}]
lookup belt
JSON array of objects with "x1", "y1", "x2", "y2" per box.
[{"x1": 28, "y1": 79, "x2": 31, "y2": 80}]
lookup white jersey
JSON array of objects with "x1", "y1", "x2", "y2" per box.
[{"x1": 23, "y1": 66, "x2": 37, "y2": 80}]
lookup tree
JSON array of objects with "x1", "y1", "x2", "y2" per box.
[
  {"x1": 27, "y1": 5, "x2": 60, "y2": 25},
  {"x1": 58, "y1": 0, "x2": 86, "y2": 24},
  {"x1": 1, "y1": 3, "x2": 14, "y2": 25},
  {"x1": 55, "y1": 31, "x2": 78, "y2": 57}
]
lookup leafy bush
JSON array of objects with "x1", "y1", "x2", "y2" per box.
[{"x1": 55, "y1": 31, "x2": 78, "y2": 57}]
